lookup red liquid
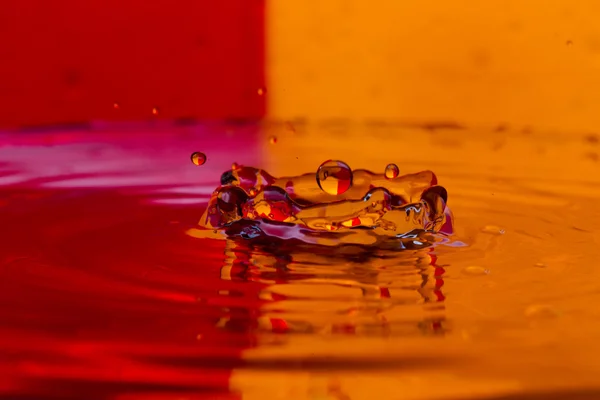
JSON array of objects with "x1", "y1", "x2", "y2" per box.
[{"x1": 0, "y1": 125, "x2": 263, "y2": 399}]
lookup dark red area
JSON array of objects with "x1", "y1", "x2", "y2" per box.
[
  {"x1": 0, "y1": 186, "x2": 258, "y2": 399},
  {"x1": 0, "y1": 0, "x2": 265, "y2": 128}
]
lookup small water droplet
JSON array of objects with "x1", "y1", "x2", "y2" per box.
[
  {"x1": 566, "y1": 40, "x2": 573, "y2": 46},
  {"x1": 481, "y1": 225, "x2": 505, "y2": 235},
  {"x1": 190, "y1": 152, "x2": 206, "y2": 166},
  {"x1": 113, "y1": 102, "x2": 120, "y2": 110},
  {"x1": 525, "y1": 304, "x2": 558, "y2": 319},
  {"x1": 152, "y1": 107, "x2": 159, "y2": 115},
  {"x1": 534, "y1": 262, "x2": 547, "y2": 268},
  {"x1": 257, "y1": 87, "x2": 266, "y2": 96},
  {"x1": 316, "y1": 160, "x2": 353, "y2": 195},
  {"x1": 269, "y1": 136, "x2": 278, "y2": 144},
  {"x1": 384, "y1": 163, "x2": 400, "y2": 179},
  {"x1": 461, "y1": 266, "x2": 489, "y2": 276},
  {"x1": 196, "y1": 334, "x2": 203, "y2": 340}
]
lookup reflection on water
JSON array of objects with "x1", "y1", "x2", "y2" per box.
[
  {"x1": 1, "y1": 123, "x2": 600, "y2": 399},
  {"x1": 219, "y1": 238, "x2": 447, "y2": 339}
]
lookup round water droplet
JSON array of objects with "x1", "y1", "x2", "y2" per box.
[
  {"x1": 269, "y1": 136, "x2": 278, "y2": 144},
  {"x1": 113, "y1": 102, "x2": 120, "y2": 110},
  {"x1": 316, "y1": 160, "x2": 353, "y2": 195},
  {"x1": 384, "y1": 163, "x2": 400, "y2": 179},
  {"x1": 257, "y1": 87, "x2": 266, "y2": 96},
  {"x1": 152, "y1": 107, "x2": 159, "y2": 115},
  {"x1": 190, "y1": 152, "x2": 206, "y2": 166}
]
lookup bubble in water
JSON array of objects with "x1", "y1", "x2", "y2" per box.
[
  {"x1": 190, "y1": 152, "x2": 207, "y2": 166},
  {"x1": 384, "y1": 163, "x2": 400, "y2": 179},
  {"x1": 269, "y1": 136, "x2": 278, "y2": 144},
  {"x1": 316, "y1": 160, "x2": 353, "y2": 195}
]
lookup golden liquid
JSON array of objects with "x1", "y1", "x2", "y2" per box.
[{"x1": 224, "y1": 123, "x2": 600, "y2": 399}]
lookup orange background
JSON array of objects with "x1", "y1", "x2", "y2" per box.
[{"x1": 266, "y1": 0, "x2": 600, "y2": 132}]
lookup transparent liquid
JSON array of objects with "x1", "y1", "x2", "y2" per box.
[{"x1": 1, "y1": 122, "x2": 599, "y2": 400}]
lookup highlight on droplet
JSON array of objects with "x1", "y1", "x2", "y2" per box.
[{"x1": 269, "y1": 136, "x2": 278, "y2": 144}]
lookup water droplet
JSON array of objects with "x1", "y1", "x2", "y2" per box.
[
  {"x1": 384, "y1": 163, "x2": 400, "y2": 179},
  {"x1": 481, "y1": 225, "x2": 505, "y2": 235},
  {"x1": 534, "y1": 262, "x2": 547, "y2": 268},
  {"x1": 316, "y1": 160, "x2": 353, "y2": 195},
  {"x1": 257, "y1": 87, "x2": 266, "y2": 96},
  {"x1": 461, "y1": 266, "x2": 489, "y2": 276},
  {"x1": 190, "y1": 152, "x2": 206, "y2": 166},
  {"x1": 269, "y1": 136, "x2": 278, "y2": 144},
  {"x1": 152, "y1": 107, "x2": 159, "y2": 115},
  {"x1": 566, "y1": 40, "x2": 573, "y2": 46},
  {"x1": 113, "y1": 102, "x2": 120, "y2": 110},
  {"x1": 196, "y1": 334, "x2": 203, "y2": 340}
]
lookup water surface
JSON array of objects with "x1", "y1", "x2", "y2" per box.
[{"x1": 1, "y1": 122, "x2": 599, "y2": 399}]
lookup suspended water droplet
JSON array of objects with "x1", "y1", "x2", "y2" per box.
[
  {"x1": 190, "y1": 152, "x2": 206, "y2": 166},
  {"x1": 316, "y1": 160, "x2": 353, "y2": 195},
  {"x1": 269, "y1": 136, "x2": 278, "y2": 144},
  {"x1": 152, "y1": 107, "x2": 159, "y2": 115},
  {"x1": 566, "y1": 40, "x2": 573, "y2": 46},
  {"x1": 384, "y1": 163, "x2": 400, "y2": 179},
  {"x1": 113, "y1": 102, "x2": 120, "y2": 110},
  {"x1": 257, "y1": 87, "x2": 266, "y2": 96}
]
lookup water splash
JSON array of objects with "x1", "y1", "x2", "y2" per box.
[{"x1": 190, "y1": 163, "x2": 453, "y2": 246}]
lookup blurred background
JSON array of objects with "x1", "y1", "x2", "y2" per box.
[
  {"x1": 2, "y1": 1, "x2": 600, "y2": 400},
  {"x1": 3, "y1": 0, "x2": 600, "y2": 130}
]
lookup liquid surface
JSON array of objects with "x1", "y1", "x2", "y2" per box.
[{"x1": 1, "y1": 122, "x2": 600, "y2": 400}]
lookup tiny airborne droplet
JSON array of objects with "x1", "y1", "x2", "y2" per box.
[
  {"x1": 113, "y1": 103, "x2": 120, "y2": 110},
  {"x1": 384, "y1": 163, "x2": 400, "y2": 179},
  {"x1": 316, "y1": 160, "x2": 353, "y2": 195},
  {"x1": 152, "y1": 107, "x2": 159, "y2": 115},
  {"x1": 257, "y1": 87, "x2": 266, "y2": 96},
  {"x1": 269, "y1": 136, "x2": 278, "y2": 145},
  {"x1": 190, "y1": 152, "x2": 207, "y2": 166}
]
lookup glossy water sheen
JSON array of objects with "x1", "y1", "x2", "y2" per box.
[{"x1": 1, "y1": 123, "x2": 600, "y2": 400}]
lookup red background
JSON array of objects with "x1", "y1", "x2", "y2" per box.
[{"x1": 0, "y1": 0, "x2": 265, "y2": 129}]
